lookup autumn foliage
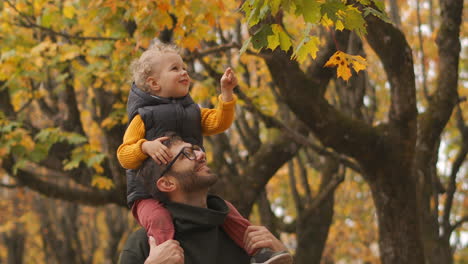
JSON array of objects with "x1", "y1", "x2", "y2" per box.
[{"x1": 0, "y1": 0, "x2": 466, "y2": 263}]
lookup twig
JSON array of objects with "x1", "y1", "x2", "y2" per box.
[
  {"x1": 416, "y1": 0, "x2": 430, "y2": 101},
  {"x1": 450, "y1": 216, "x2": 468, "y2": 234}
]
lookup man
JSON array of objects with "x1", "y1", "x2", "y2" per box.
[{"x1": 119, "y1": 133, "x2": 293, "y2": 264}]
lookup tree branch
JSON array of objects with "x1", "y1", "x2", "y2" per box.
[
  {"x1": 365, "y1": 14, "x2": 417, "y2": 130},
  {"x1": 288, "y1": 160, "x2": 304, "y2": 212},
  {"x1": 236, "y1": 88, "x2": 362, "y2": 173},
  {"x1": 5, "y1": 0, "x2": 120, "y2": 42},
  {"x1": 416, "y1": 0, "x2": 430, "y2": 102},
  {"x1": 418, "y1": 0, "x2": 463, "y2": 155},
  {"x1": 303, "y1": 167, "x2": 344, "y2": 220},
  {"x1": 184, "y1": 43, "x2": 240, "y2": 61},
  {"x1": 0, "y1": 182, "x2": 18, "y2": 188},
  {"x1": 14, "y1": 168, "x2": 125, "y2": 206},
  {"x1": 442, "y1": 107, "x2": 468, "y2": 236},
  {"x1": 450, "y1": 216, "x2": 468, "y2": 234}
]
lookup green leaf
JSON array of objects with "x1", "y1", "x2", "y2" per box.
[
  {"x1": 251, "y1": 24, "x2": 274, "y2": 50},
  {"x1": 29, "y1": 145, "x2": 49, "y2": 163},
  {"x1": 65, "y1": 133, "x2": 87, "y2": 144},
  {"x1": 343, "y1": 7, "x2": 367, "y2": 37},
  {"x1": 267, "y1": 28, "x2": 280, "y2": 50},
  {"x1": 269, "y1": 0, "x2": 282, "y2": 15},
  {"x1": 356, "y1": 0, "x2": 371, "y2": 4},
  {"x1": 363, "y1": 7, "x2": 392, "y2": 24},
  {"x1": 278, "y1": 28, "x2": 292, "y2": 51},
  {"x1": 372, "y1": 0, "x2": 385, "y2": 12},
  {"x1": 242, "y1": 0, "x2": 266, "y2": 27},
  {"x1": 63, "y1": 159, "x2": 81, "y2": 171},
  {"x1": 86, "y1": 153, "x2": 106, "y2": 167},
  {"x1": 301, "y1": 0, "x2": 321, "y2": 24},
  {"x1": 240, "y1": 37, "x2": 252, "y2": 55},
  {"x1": 321, "y1": 0, "x2": 347, "y2": 22}
]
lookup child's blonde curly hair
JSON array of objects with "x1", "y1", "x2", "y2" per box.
[{"x1": 130, "y1": 42, "x2": 180, "y2": 93}]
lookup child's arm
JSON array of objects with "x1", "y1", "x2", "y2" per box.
[
  {"x1": 117, "y1": 115, "x2": 171, "y2": 169},
  {"x1": 220, "y1": 67, "x2": 237, "y2": 102},
  {"x1": 201, "y1": 68, "x2": 239, "y2": 136}
]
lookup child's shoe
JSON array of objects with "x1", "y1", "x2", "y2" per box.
[{"x1": 250, "y1": 248, "x2": 293, "y2": 264}]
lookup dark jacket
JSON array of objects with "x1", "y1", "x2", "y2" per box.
[
  {"x1": 126, "y1": 83, "x2": 204, "y2": 207},
  {"x1": 118, "y1": 195, "x2": 250, "y2": 264}
]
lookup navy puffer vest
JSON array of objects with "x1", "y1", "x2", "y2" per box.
[{"x1": 125, "y1": 83, "x2": 203, "y2": 207}]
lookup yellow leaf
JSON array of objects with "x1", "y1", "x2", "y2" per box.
[
  {"x1": 21, "y1": 136, "x2": 35, "y2": 151},
  {"x1": 324, "y1": 51, "x2": 367, "y2": 81},
  {"x1": 91, "y1": 175, "x2": 115, "y2": 190},
  {"x1": 335, "y1": 20, "x2": 345, "y2": 31},
  {"x1": 267, "y1": 25, "x2": 281, "y2": 50},
  {"x1": 320, "y1": 13, "x2": 334, "y2": 28},
  {"x1": 93, "y1": 164, "x2": 104, "y2": 174},
  {"x1": 63, "y1": 5, "x2": 75, "y2": 19},
  {"x1": 337, "y1": 62, "x2": 352, "y2": 81},
  {"x1": 181, "y1": 35, "x2": 200, "y2": 51},
  {"x1": 350, "y1": 55, "x2": 367, "y2": 73}
]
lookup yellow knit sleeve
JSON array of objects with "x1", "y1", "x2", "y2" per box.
[
  {"x1": 201, "y1": 95, "x2": 237, "y2": 136},
  {"x1": 116, "y1": 115, "x2": 149, "y2": 169}
]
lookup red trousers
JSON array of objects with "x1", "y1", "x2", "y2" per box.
[{"x1": 132, "y1": 198, "x2": 253, "y2": 255}]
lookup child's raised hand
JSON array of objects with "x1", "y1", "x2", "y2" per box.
[
  {"x1": 141, "y1": 137, "x2": 172, "y2": 165},
  {"x1": 220, "y1": 67, "x2": 238, "y2": 92},
  {"x1": 220, "y1": 67, "x2": 238, "y2": 102}
]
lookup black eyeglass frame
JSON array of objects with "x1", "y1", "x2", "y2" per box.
[{"x1": 159, "y1": 145, "x2": 202, "y2": 178}]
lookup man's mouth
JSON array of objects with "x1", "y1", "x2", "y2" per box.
[{"x1": 195, "y1": 162, "x2": 208, "y2": 172}]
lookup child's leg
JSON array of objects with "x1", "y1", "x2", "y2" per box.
[
  {"x1": 132, "y1": 199, "x2": 175, "y2": 245},
  {"x1": 222, "y1": 200, "x2": 255, "y2": 255}
]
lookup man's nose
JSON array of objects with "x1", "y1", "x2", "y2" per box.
[{"x1": 195, "y1": 149, "x2": 205, "y2": 161}]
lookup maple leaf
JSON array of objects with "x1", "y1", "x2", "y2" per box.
[
  {"x1": 292, "y1": 36, "x2": 320, "y2": 63},
  {"x1": 267, "y1": 24, "x2": 292, "y2": 51},
  {"x1": 324, "y1": 51, "x2": 368, "y2": 81}
]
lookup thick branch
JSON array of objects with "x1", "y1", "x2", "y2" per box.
[
  {"x1": 14, "y1": 168, "x2": 125, "y2": 206},
  {"x1": 260, "y1": 44, "x2": 381, "y2": 168},
  {"x1": 418, "y1": 0, "x2": 463, "y2": 153},
  {"x1": 236, "y1": 134, "x2": 300, "y2": 215},
  {"x1": 365, "y1": 14, "x2": 417, "y2": 130},
  {"x1": 236, "y1": 89, "x2": 362, "y2": 173}
]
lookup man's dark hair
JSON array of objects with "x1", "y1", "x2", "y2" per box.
[{"x1": 137, "y1": 131, "x2": 183, "y2": 202}]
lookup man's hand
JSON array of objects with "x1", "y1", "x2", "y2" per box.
[
  {"x1": 243, "y1": 226, "x2": 288, "y2": 253},
  {"x1": 144, "y1": 237, "x2": 184, "y2": 264},
  {"x1": 220, "y1": 67, "x2": 238, "y2": 102},
  {"x1": 142, "y1": 137, "x2": 172, "y2": 165}
]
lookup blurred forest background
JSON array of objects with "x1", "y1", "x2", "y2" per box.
[{"x1": 0, "y1": 0, "x2": 466, "y2": 263}]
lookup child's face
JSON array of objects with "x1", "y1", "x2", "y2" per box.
[{"x1": 149, "y1": 52, "x2": 191, "y2": 98}]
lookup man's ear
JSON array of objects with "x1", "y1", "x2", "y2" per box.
[
  {"x1": 146, "y1": 76, "x2": 160, "y2": 93},
  {"x1": 156, "y1": 177, "x2": 177, "y2": 192}
]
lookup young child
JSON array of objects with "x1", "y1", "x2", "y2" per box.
[{"x1": 117, "y1": 43, "x2": 291, "y2": 264}]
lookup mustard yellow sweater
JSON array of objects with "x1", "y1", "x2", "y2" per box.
[{"x1": 117, "y1": 95, "x2": 236, "y2": 169}]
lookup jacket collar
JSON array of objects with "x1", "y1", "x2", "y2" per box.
[{"x1": 165, "y1": 195, "x2": 228, "y2": 233}]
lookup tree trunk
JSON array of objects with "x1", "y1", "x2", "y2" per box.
[
  {"x1": 295, "y1": 158, "x2": 338, "y2": 264},
  {"x1": 2, "y1": 223, "x2": 25, "y2": 264},
  {"x1": 367, "y1": 167, "x2": 425, "y2": 264}
]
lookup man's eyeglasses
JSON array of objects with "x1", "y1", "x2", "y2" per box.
[{"x1": 159, "y1": 145, "x2": 202, "y2": 177}]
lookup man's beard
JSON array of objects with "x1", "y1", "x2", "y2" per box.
[{"x1": 171, "y1": 166, "x2": 218, "y2": 193}]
